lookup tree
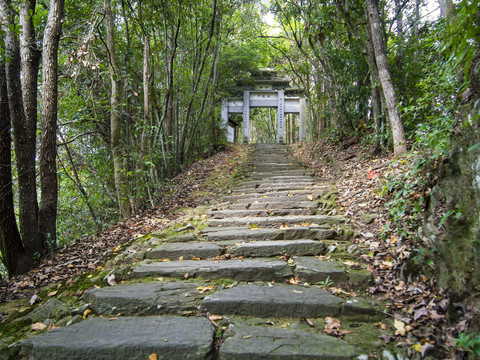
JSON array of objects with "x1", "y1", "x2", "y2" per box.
[
  {"x1": 104, "y1": 0, "x2": 131, "y2": 218},
  {"x1": 366, "y1": 0, "x2": 407, "y2": 156},
  {"x1": 0, "y1": 59, "x2": 32, "y2": 276},
  {"x1": 39, "y1": 0, "x2": 65, "y2": 248}
]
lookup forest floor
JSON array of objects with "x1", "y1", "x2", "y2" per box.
[
  {"x1": 0, "y1": 140, "x2": 475, "y2": 358},
  {"x1": 0, "y1": 144, "x2": 249, "y2": 306}
]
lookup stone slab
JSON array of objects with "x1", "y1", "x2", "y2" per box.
[
  {"x1": 230, "y1": 194, "x2": 325, "y2": 204},
  {"x1": 229, "y1": 240, "x2": 327, "y2": 258},
  {"x1": 146, "y1": 242, "x2": 222, "y2": 260},
  {"x1": 131, "y1": 259, "x2": 293, "y2": 281},
  {"x1": 201, "y1": 284, "x2": 343, "y2": 318},
  {"x1": 207, "y1": 209, "x2": 314, "y2": 218},
  {"x1": 203, "y1": 228, "x2": 284, "y2": 241},
  {"x1": 207, "y1": 215, "x2": 345, "y2": 228},
  {"x1": 219, "y1": 322, "x2": 358, "y2": 359},
  {"x1": 222, "y1": 190, "x2": 327, "y2": 202},
  {"x1": 247, "y1": 201, "x2": 320, "y2": 210},
  {"x1": 84, "y1": 281, "x2": 204, "y2": 315},
  {"x1": 294, "y1": 257, "x2": 348, "y2": 283},
  {"x1": 20, "y1": 316, "x2": 213, "y2": 360}
]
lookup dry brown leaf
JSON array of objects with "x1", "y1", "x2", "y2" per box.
[
  {"x1": 48, "y1": 290, "x2": 58, "y2": 297},
  {"x1": 31, "y1": 322, "x2": 47, "y2": 331},
  {"x1": 305, "y1": 318, "x2": 315, "y2": 327},
  {"x1": 196, "y1": 285, "x2": 214, "y2": 294},
  {"x1": 148, "y1": 354, "x2": 158, "y2": 360}
]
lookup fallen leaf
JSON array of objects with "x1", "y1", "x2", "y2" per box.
[
  {"x1": 307, "y1": 194, "x2": 314, "y2": 201},
  {"x1": 178, "y1": 256, "x2": 184, "y2": 261},
  {"x1": 31, "y1": 322, "x2": 47, "y2": 331},
  {"x1": 243, "y1": 335, "x2": 252, "y2": 339},
  {"x1": 196, "y1": 285, "x2": 214, "y2": 294},
  {"x1": 288, "y1": 276, "x2": 300, "y2": 285},
  {"x1": 48, "y1": 291, "x2": 58, "y2": 297},
  {"x1": 413, "y1": 307, "x2": 428, "y2": 321},
  {"x1": 83, "y1": 309, "x2": 92, "y2": 319},
  {"x1": 280, "y1": 323, "x2": 290, "y2": 328},
  {"x1": 183, "y1": 273, "x2": 189, "y2": 279},
  {"x1": 29, "y1": 294, "x2": 40, "y2": 306},
  {"x1": 394, "y1": 318, "x2": 410, "y2": 336},
  {"x1": 148, "y1": 354, "x2": 158, "y2": 360},
  {"x1": 305, "y1": 318, "x2": 315, "y2": 327},
  {"x1": 324, "y1": 317, "x2": 354, "y2": 338},
  {"x1": 191, "y1": 257, "x2": 200, "y2": 261}
]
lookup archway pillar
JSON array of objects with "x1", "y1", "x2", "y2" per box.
[
  {"x1": 277, "y1": 89, "x2": 285, "y2": 144},
  {"x1": 299, "y1": 97, "x2": 307, "y2": 142},
  {"x1": 242, "y1": 91, "x2": 250, "y2": 144}
]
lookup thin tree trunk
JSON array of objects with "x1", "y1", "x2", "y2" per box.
[
  {"x1": 105, "y1": 0, "x2": 131, "y2": 218},
  {"x1": 141, "y1": 36, "x2": 149, "y2": 157},
  {"x1": 0, "y1": 0, "x2": 43, "y2": 256},
  {"x1": 0, "y1": 60, "x2": 32, "y2": 276},
  {"x1": 38, "y1": 0, "x2": 64, "y2": 249},
  {"x1": 366, "y1": 0, "x2": 407, "y2": 156}
]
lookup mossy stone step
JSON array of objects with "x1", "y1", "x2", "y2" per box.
[
  {"x1": 201, "y1": 284, "x2": 343, "y2": 318},
  {"x1": 219, "y1": 321, "x2": 359, "y2": 359},
  {"x1": 201, "y1": 226, "x2": 336, "y2": 241},
  {"x1": 207, "y1": 209, "x2": 315, "y2": 218},
  {"x1": 84, "y1": 281, "x2": 206, "y2": 316},
  {"x1": 293, "y1": 256, "x2": 348, "y2": 283},
  {"x1": 228, "y1": 194, "x2": 329, "y2": 204},
  {"x1": 131, "y1": 259, "x2": 293, "y2": 282},
  {"x1": 145, "y1": 242, "x2": 222, "y2": 260},
  {"x1": 207, "y1": 215, "x2": 345, "y2": 228},
  {"x1": 222, "y1": 190, "x2": 329, "y2": 202},
  {"x1": 20, "y1": 316, "x2": 214, "y2": 360},
  {"x1": 229, "y1": 201, "x2": 321, "y2": 210},
  {"x1": 228, "y1": 240, "x2": 327, "y2": 258}
]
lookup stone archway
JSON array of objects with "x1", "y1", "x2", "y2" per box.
[{"x1": 221, "y1": 70, "x2": 307, "y2": 144}]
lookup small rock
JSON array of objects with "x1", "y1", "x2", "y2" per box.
[
  {"x1": 71, "y1": 304, "x2": 90, "y2": 316},
  {"x1": 175, "y1": 223, "x2": 194, "y2": 233},
  {"x1": 361, "y1": 213, "x2": 379, "y2": 224},
  {"x1": 347, "y1": 244, "x2": 359, "y2": 255},
  {"x1": 66, "y1": 315, "x2": 83, "y2": 326},
  {"x1": 26, "y1": 298, "x2": 67, "y2": 323},
  {"x1": 327, "y1": 245, "x2": 337, "y2": 254}
]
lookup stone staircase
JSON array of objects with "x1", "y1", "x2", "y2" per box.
[{"x1": 20, "y1": 144, "x2": 387, "y2": 359}]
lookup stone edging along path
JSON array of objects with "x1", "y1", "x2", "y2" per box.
[{"x1": 18, "y1": 144, "x2": 397, "y2": 359}]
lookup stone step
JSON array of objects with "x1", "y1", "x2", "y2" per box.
[
  {"x1": 201, "y1": 284, "x2": 342, "y2": 318},
  {"x1": 202, "y1": 284, "x2": 379, "y2": 319},
  {"x1": 228, "y1": 240, "x2": 327, "y2": 257},
  {"x1": 207, "y1": 215, "x2": 345, "y2": 228},
  {"x1": 131, "y1": 259, "x2": 293, "y2": 282},
  {"x1": 145, "y1": 242, "x2": 222, "y2": 260},
  {"x1": 219, "y1": 321, "x2": 359, "y2": 359},
  {"x1": 233, "y1": 185, "x2": 328, "y2": 194},
  {"x1": 229, "y1": 201, "x2": 321, "y2": 210},
  {"x1": 223, "y1": 190, "x2": 329, "y2": 202},
  {"x1": 201, "y1": 226, "x2": 337, "y2": 241},
  {"x1": 207, "y1": 209, "x2": 315, "y2": 218},
  {"x1": 248, "y1": 171, "x2": 312, "y2": 178},
  {"x1": 228, "y1": 194, "x2": 327, "y2": 204},
  {"x1": 293, "y1": 257, "x2": 348, "y2": 283},
  {"x1": 20, "y1": 316, "x2": 214, "y2": 360},
  {"x1": 84, "y1": 281, "x2": 206, "y2": 316}
]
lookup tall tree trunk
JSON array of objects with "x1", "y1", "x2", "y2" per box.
[
  {"x1": 0, "y1": 60, "x2": 32, "y2": 276},
  {"x1": 19, "y1": 0, "x2": 41, "y2": 241},
  {"x1": 38, "y1": 0, "x2": 64, "y2": 249},
  {"x1": 141, "y1": 36, "x2": 149, "y2": 158},
  {"x1": 104, "y1": 0, "x2": 131, "y2": 218},
  {"x1": 0, "y1": 0, "x2": 43, "y2": 256},
  {"x1": 366, "y1": 0, "x2": 407, "y2": 156}
]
